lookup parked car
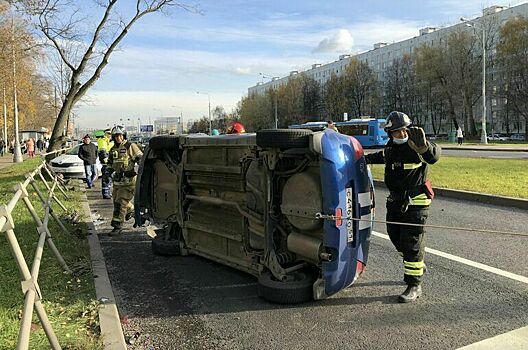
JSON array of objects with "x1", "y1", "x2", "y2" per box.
[
  {"x1": 487, "y1": 133, "x2": 508, "y2": 142},
  {"x1": 509, "y1": 134, "x2": 525, "y2": 141},
  {"x1": 135, "y1": 129, "x2": 374, "y2": 304},
  {"x1": 48, "y1": 143, "x2": 102, "y2": 179}
]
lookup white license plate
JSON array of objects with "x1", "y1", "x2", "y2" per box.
[{"x1": 346, "y1": 188, "x2": 354, "y2": 242}]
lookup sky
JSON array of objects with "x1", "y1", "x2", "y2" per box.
[{"x1": 72, "y1": 0, "x2": 528, "y2": 129}]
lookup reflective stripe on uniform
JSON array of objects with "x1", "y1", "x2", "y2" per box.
[
  {"x1": 403, "y1": 162, "x2": 423, "y2": 170},
  {"x1": 404, "y1": 260, "x2": 425, "y2": 276},
  {"x1": 410, "y1": 193, "x2": 431, "y2": 206}
]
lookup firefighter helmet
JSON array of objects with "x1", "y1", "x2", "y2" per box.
[
  {"x1": 111, "y1": 125, "x2": 127, "y2": 140},
  {"x1": 385, "y1": 111, "x2": 411, "y2": 132},
  {"x1": 227, "y1": 122, "x2": 245, "y2": 134}
]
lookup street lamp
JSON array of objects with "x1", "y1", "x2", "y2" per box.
[
  {"x1": 461, "y1": 17, "x2": 488, "y2": 144},
  {"x1": 259, "y1": 72, "x2": 279, "y2": 129},
  {"x1": 196, "y1": 92, "x2": 211, "y2": 135}
]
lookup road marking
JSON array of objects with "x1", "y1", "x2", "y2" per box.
[
  {"x1": 457, "y1": 325, "x2": 528, "y2": 349},
  {"x1": 372, "y1": 231, "x2": 528, "y2": 284}
]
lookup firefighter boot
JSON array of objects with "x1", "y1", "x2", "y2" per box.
[{"x1": 398, "y1": 284, "x2": 422, "y2": 303}]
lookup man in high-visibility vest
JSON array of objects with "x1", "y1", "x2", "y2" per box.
[
  {"x1": 107, "y1": 126, "x2": 143, "y2": 234},
  {"x1": 365, "y1": 111, "x2": 441, "y2": 303},
  {"x1": 97, "y1": 129, "x2": 114, "y2": 199}
]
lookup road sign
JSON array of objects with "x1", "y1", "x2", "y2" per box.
[{"x1": 140, "y1": 124, "x2": 154, "y2": 132}]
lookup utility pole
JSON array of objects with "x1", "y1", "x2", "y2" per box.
[
  {"x1": 3, "y1": 88, "x2": 7, "y2": 142},
  {"x1": 11, "y1": 13, "x2": 22, "y2": 163}
]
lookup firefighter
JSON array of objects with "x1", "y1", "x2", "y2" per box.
[
  {"x1": 226, "y1": 122, "x2": 245, "y2": 134},
  {"x1": 107, "y1": 125, "x2": 143, "y2": 234},
  {"x1": 97, "y1": 129, "x2": 114, "y2": 199},
  {"x1": 365, "y1": 111, "x2": 441, "y2": 303}
]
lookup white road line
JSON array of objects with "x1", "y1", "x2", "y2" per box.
[{"x1": 372, "y1": 231, "x2": 528, "y2": 285}]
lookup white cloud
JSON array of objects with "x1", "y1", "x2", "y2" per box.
[
  {"x1": 232, "y1": 67, "x2": 252, "y2": 75},
  {"x1": 313, "y1": 29, "x2": 354, "y2": 53}
]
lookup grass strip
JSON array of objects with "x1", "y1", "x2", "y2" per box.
[
  {"x1": 0, "y1": 159, "x2": 101, "y2": 349},
  {"x1": 369, "y1": 156, "x2": 528, "y2": 199}
]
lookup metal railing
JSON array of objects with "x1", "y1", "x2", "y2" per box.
[{"x1": 0, "y1": 148, "x2": 75, "y2": 350}]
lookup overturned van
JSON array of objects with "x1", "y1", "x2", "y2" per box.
[{"x1": 135, "y1": 129, "x2": 374, "y2": 303}]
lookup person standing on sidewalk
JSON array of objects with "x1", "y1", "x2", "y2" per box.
[
  {"x1": 108, "y1": 126, "x2": 143, "y2": 234},
  {"x1": 26, "y1": 138, "x2": 35, "y2": 158},
  {"x1": 456, "y1": 127, "x2": 464, "y2": 145},
  {"x1": 0, "y1": 139, "x2": 5, "y2": 156},
  {"x1": 365, "y1": 111, "x2": 441, "y2": 303},
  {"x1": 97, "y1": 129, "x2": 114, "y2": 199},
  {"x1": 78, "y1": 134, "x2": 98, "y2": 188}
]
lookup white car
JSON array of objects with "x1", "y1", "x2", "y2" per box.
[
  {"x1": 486, "y1": 133, "x2": 508, "y2": 142},
  {"x1": 48, "y1": 143, "x2": 103, "y2": 179}
]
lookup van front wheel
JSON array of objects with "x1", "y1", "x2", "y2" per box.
[{"x1": 257, "y1": 270, "x2": 314, "y2": 304}]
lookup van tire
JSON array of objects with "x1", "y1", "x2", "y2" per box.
[
  {"x1": 152, "y1": 236, "x2": 181, "y2": 256},
  {"x1": 257, "y1": 270, "x2": 314, "y2": 304},
  {"x1": 256, "y1": 129, "x2": 312, "y2": 149},
  {"x1": 149, "y1": 136, "x2": 179, "y2": 150}
]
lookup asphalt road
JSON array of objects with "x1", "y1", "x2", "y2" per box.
[
  {"x1": 364, "y1": 148, "x2": 528, "y2": 159},
  {"x1": 87, "y1": 186, "x2": 528, "y2": 350}
]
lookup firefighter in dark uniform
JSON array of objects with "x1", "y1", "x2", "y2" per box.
[
  {"x1": 365, "y1": 111, "x2": 441, "y2": 303},
  {"x1": 107, "y1": 126, "x2": 143, "y2": 234}
]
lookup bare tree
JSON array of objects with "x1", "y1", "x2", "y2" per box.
[{"x1": 16, "y1": 0, "x2": 196, "y2": 153}]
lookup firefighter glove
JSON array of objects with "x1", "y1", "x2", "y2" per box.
[{"x1": 407, "y1": 127, "x2": 428, "y2": 154}]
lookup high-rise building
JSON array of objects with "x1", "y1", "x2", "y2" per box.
[{"x1": 248, "y1": 3, "x2": 528, "y2": 134}]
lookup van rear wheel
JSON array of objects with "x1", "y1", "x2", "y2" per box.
[
  {"x1": 257, "y1": 270, "x2": 314, "y2": 304},
  {"x1": 256, "y1": 129, "x2": 312, "y2": 149}
]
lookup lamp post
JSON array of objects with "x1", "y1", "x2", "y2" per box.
[
  {"x1": 11, "y1": 14, "x2": 22, "y2": 162},
  {"x1": 260, "y1": 73, "x2": 279, "y2": 129},
  {"x1": 196, "y1": 92, "x2": 211, "y2": 135},
  {"x1": 461, "y1": 18, "x2": 488, "y2": 144}
]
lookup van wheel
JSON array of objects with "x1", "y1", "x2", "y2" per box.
[
  {"x1": 256, "y1": 129, "x2": 312, "y2": 149},
  {"x1": 149, "y1": 135, "x2": 179, "y2": 150},
  {"x1": 257, "y1": 270, "x2": 314, "y2": 304},
  {"x1": 152, "y1": 236, "x2": 181, "y2": 256}
]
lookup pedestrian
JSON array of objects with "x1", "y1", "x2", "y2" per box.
[
  {"x1": 26, "y1": 138, "x2": 35, "y2": 158},
  {"x1": 78, "y1": 134, "x2": 98, "y2": 189},
  {"x1": 456, "y1": 127, "x2": 464, "y2": 145},
  {"x1": 0, "y1": 139, "x2": 5, "y2": 157},
  {"x1": 365, "y1": 111, "x2": 441, "y2": 303},
  {"x1": 108, "y1": 126, "x2": 143, "y2": 234},
  {"x1": 97, "y1": 129, "x2": 114, "y2": 199},
  {"x1": 327, "y1": 120, "x2": 339, "y2": 132},
  {"x1": 44, "y1": 139, "x2": 49, "y2": 150},
  {"x1": 36, "y1": 138, "x2": 43, "y2": 153}
]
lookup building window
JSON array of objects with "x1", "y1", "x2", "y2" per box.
[{"x1": 492, "y1": 98, "x2": 497, "y2": 106}]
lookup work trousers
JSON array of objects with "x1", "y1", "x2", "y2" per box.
[
  {"x1": 111, "y1": 185, "x2": 134, "y2": 228},
  {"x1": 101, "y1": 165, "x2": 112, "y2": 197},
  {"x1": 386, "y1": 202, "x2": 429, "y2": 286}
]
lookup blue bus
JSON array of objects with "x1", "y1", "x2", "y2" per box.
[{"x1": 289, "y1": 118, "x2": 389, "y2": 147}]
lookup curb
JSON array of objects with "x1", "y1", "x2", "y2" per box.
[
  {"x1": 81, "y1": 192, "x2": 127, "y2": 349},
  {"x1": 373, "y1": 180, "x2": 528, "y2": 210}
]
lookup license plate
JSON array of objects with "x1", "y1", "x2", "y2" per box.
[{"x1": 346, "y1": 188, "x2": 354, "y2": 242}]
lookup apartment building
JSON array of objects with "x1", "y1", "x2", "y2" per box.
[{"x1": 248, "y1": 3, "x2": 528, "y2": 134}]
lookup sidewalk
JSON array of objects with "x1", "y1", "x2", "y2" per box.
[{"x1": 0, "y1": 153, "x2": 16, "y2": 171}]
